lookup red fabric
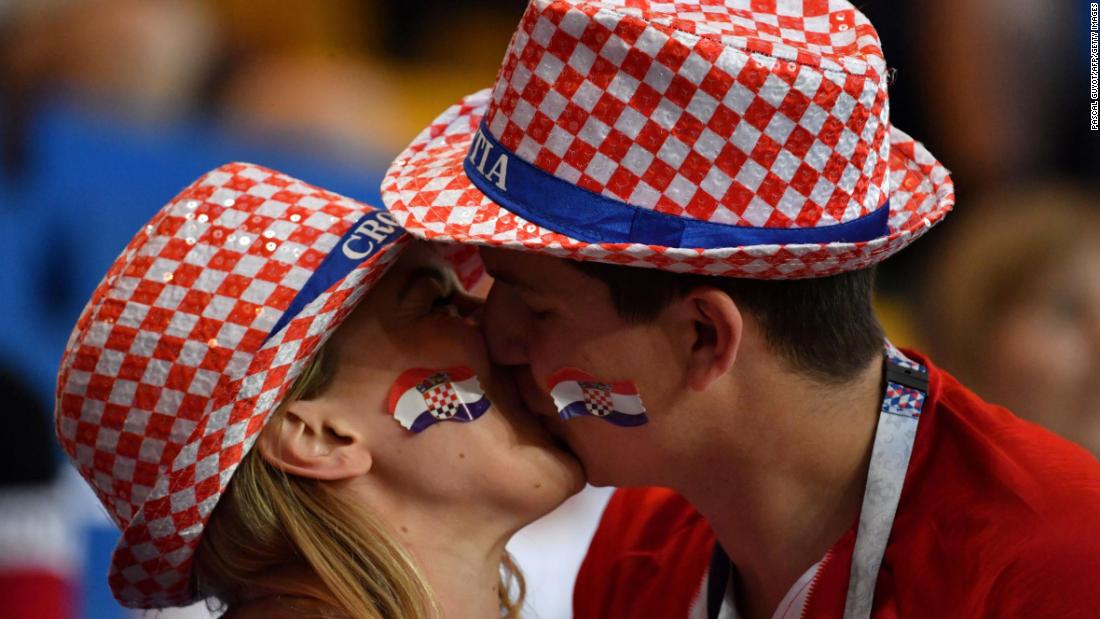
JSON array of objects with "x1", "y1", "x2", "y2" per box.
[
  {"x1": 0, "y1": 570, "x2": 75, "y2": 619},
  {"x1": 574, "y1": 351, "x2": 1100, "y2": 618}
]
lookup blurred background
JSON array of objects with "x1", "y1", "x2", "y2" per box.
[{"x1": 0, "y1": 0, "x2": 1096, "y2": 617}]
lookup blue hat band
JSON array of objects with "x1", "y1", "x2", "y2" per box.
[
  {"x1": 463, "y1": 120, "x2": 888, "y2": 249},
  {"x1": 265, "y1": 209, "x2": 404, "y2": 341}
]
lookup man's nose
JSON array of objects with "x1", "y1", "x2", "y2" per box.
[{"x1": 482, "y1": 282, "x2": 531, "y2": 367}]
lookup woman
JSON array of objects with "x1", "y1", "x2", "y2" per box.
[
  {"x1": 55, "y1": 163, "x2": 583, "y2": 618},
  {"x1": 921, "y1": 183, "x2": 1100, "y2": 456}
]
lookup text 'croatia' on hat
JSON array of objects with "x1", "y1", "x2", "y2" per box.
[{"x1": 382, "y1": 0, "x2": 954, "y2": 279}]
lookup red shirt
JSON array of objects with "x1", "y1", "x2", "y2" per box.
[{"x1": 574, "y1": 351, "x2": 1100, "y2": 618}]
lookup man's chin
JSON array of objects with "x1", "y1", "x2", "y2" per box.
[{"x1": 492, "y1": 365, "x2": 592, "y2": 485}]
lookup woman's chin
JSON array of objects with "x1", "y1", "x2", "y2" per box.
[
  {"x1": 534, "y1": 471, "x2": 585, "y2": 521},
  {"x1": 480, "y1": 377, "x2": 588, "y2": 506},
  {"x1": 525, "y1": 423, "x2": 587, "y2": 498},
  {"x1": 531, "y1": 414, "x2": 587, "y2": 497},
  {"x1": 510, "y1": 440, "x2": 587, "y2": 519},
  {"x1": 550, "y1": 442, "x2": 587, "y2": 497}
]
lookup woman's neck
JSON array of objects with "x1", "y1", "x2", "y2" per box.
[
  {"x1": 402, "y1": 532, "x2": 513, "y2": 619},
  {"x1": 370, "y1": 486, "x2": 520, "y2": 618},
  {"x1": 234, "y1": 527, "x2": 514, "y2": 619}
]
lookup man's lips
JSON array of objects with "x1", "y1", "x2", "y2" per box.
[
  {"x1": 506, "y1": 367, "x2": 553, "y2": 415},
  {"x1": 503, "y1": 366, "x2": 577, "y2": 452}
]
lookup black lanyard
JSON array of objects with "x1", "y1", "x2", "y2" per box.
[{"x1": 707, "y1": 542, "x2": 732, "y2": 619}]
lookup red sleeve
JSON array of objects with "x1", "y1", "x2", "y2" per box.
[
  {"x1": 985, "y1": 526, "x2": 1100, "y2": 617},
  {"x1": 574, "y1": 487, "x2": 715, "y2": 619},
  {"x1": 891, "y1": 351, "x2": 1100, "y2": 616},
  {"x1": 0, "y1": 570, "x2": 76, "y2": 619}
]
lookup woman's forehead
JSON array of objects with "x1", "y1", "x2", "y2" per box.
[
  {"x1": 386, "y1": 241, "x2": 451, "y2": 278},
  {"x1": 338, "y1": 242, "x2": 455, "y2": 332}
]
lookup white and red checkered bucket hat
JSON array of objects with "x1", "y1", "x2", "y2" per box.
[
  {"x1": 382, "y1": 0, "x2": 954, "y2": 278},
  {"x1": 54, "y1": 163, "x2": 480, "y2": 607}
]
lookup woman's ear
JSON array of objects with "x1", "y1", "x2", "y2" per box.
[
  {"x1": 257, "y1": 399, "x2": 372, "y2": 481},
  {"x1": 678, "y1": 288, "x2": 743, "y2": 392}
]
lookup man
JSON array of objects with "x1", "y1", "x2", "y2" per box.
[{"x1": 382, "y1": 1, "x2": 1100, "y2": 616}]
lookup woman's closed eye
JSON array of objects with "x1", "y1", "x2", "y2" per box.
[
  {"x1": 431, "y1": 290, "x2": 462, "y2": 317},
  {"x1": 396, "y1": 263, "x2": 483, "y2": 322},
  {"x1": 397, "y1": 267, "x2": 453, "y2": 308},
  {"x1": 528, "y1": 305, "x2": 553, "y2": 321},
  {"x1": 516, "y1": 292, "x2": 555, "y2": 321}
]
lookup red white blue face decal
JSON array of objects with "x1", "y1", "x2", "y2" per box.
[
  {"x1": 386, "y1": 367, "x2": 491, "y2": 434},
  {"x1": 546, "y1": 368, "x2": 648, "y2": 427}
]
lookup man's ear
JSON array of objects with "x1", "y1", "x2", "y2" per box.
[
  {"x1": 678, "y1": 288, "x2": 743, "y2": 392},
  {"x1": 257, "y1": 399, "x2": 372, "y2": 481}
]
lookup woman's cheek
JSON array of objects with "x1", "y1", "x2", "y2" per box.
[{"x1": 417, "y1": 316, "x2": 495, "y2": 379}]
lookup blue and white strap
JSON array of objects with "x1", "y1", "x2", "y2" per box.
[{"x1": 843, "y1": 344, "x2": 928, "y2": 619}]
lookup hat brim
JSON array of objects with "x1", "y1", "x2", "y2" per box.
[
  {"x1": 382, "y1": 89, "x2": 955, "y2": 279},
  {"x1": 107, "y1": 232, "x2": 409, "y2": 607},
  {"x1": 102, "y1": 164, "x2": 484, "y2": 608}
]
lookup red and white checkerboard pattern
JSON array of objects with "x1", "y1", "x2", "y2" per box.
[
  {"x1": 424, "y1": 382, "x2": 463, "y2": 419},
  {"x1": 580, "y1": 382, "x2": 615, "y2": 417},
  {"x1": 487, "y1": 0, "x2": 888, "y2": 226},
  {"x1": 54, "y1": 163, "x2": 427, "y2": 608},
  {"x1": 382, "y1": 0, "x2": 954, "y2": 279}
]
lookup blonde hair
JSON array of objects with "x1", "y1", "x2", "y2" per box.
[
  {"x1": 921, "y1": 183, "x2": 1100, "y2": 385},
  {"x1": 193, "y1": 346, "x2": 526, "y2": 618}
]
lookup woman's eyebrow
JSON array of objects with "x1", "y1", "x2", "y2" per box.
[{"x1": 397, "y1": 266, "x2": 452, "y2": 302}]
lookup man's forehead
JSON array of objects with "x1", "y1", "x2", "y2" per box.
[{"x1": 479, "y1": 247, "x2": 577, "y2": 293}]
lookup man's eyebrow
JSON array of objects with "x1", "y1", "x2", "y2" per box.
[{"x1": 397, "y1": 266, "x2": 452, "y2": 301}]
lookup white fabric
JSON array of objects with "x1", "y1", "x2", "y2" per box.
[
  {"x1": 508, "y1": 485, "x2": 616, "y2": 619},
  {"x1": 0, "y1": 482, "x2": 79, "y2": 574}
]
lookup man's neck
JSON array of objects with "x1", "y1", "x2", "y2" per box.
[{"x1": 674, "y1": 356, "x2": 884, "y2": 619}]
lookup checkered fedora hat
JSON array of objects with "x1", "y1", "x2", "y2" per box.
[
  {"x1": 54, "y1": 163, "x2": 477, "y2": 607},
  {"x1": 382, "y1": 0, "x2": 954, "y2": 278}
]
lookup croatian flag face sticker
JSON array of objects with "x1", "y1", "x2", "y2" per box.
[
  {"x1": 386, "y1": 367, "x2": 491, "y2": 434},
  {"x1": 547, "y1": 368, "x2": 648, "y2": 427}
]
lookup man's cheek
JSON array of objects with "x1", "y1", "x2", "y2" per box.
[{"x1": 533, "y1": 327, "x2": 601, "y2": 379}]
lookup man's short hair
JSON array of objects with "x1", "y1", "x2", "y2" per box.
[{"x1": 572, "y1": 261, "x2": 884, "y2": 383}]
